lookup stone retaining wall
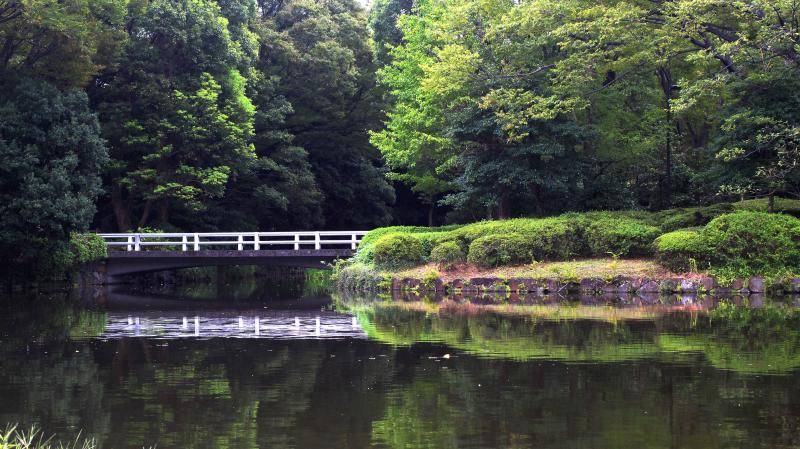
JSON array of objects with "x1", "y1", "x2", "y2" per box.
[{"x1": 389, "y1": 275, "x2": 800, "y2": 296}]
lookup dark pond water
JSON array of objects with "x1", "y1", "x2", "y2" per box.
[{"x1": 2, "y1": 287, "x2": 800, "y2": 448}]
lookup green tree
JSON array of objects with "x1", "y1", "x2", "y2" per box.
[
  {"x1": 92, "y1": 0, "x2": 256, "y2": 230},
  {"x1": 0, "y1": 77, "x2": 108, "y2": 279},
  {"x1": 369, "y1": 0, "x2": 413, "y2": 68},
  {"x1": 0, "y1": 0, "x2": 128, "y2": 88},
  {"x1": 259, "y1": 0, "x2": 395, "y2": 228}
]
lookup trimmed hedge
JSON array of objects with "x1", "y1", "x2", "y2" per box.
[
  {"x1": 348, "y1": 198, "x2": 800, "y2": 275},
  {"x1": 702, "y1": 212, "x2": 800, "y2": 276},
  {"x1": 467, "y1": 234, "x2": 531, "y2": 268},
  {"x1": 655, "y1": 212, "x2": 800, "y2": 277},
  {"x1": 430, "y1": 241, "x2": 465, "y2": 270},
  {"x1": 654, "y1": 229, "x2": 708, "y2": 272},
  {"x1": 584, "y1": 217, "x2": 662, "y2": 257},
  {"x1": 372, "y1": 234, "x2": 425, "y2": 269},
  {"x1": 733, "y1": 197, "x2": 800, "y2": 217},
  {"x1": 651, "y1": 203, "x2": 735, "y2": 231}
]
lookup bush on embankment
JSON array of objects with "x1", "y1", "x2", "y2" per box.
[
  {"x1": 430, "y1": 241, "x2": 465, "y2": 270},
  {"x1": 346, "y1": 198, "x2": 800, "y2": 276},
  {"x1": 372, "y1": 234, "x2": 426, "y2": 269},
  {"x1": 353, "y1": 214, "x2": 661, "y2": 269},
  {"x1": 2, "y1": 232, "x2": 107, "y2": 285},
  {"x1": 655, "y1": 211, "x2": 800, "y2": 279}
]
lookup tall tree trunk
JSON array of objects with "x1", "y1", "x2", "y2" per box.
[
  {"x1": 111, "y1": 186, "x2": 132, "y2": 232},
  {"x1": 498, "y1": 194, "x2": 510, "y2": 220},
  {"x1": 768, "y1": 191, "x2": 775, "y2": 213},
  {"x1": 137, "y1": 199, "x2": 152, "y2": 229},
  {"x1": 157, "y1": 199, "x2": 169, "y2": 226},
  {"x1": 657, "y1": 65, "x2": 674, "y2": 209},
  {"x1": 427, "y1": 203, "x2": 435, "y2": 227}
]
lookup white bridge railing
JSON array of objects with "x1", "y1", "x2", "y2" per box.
[{"x1": 99, "y1": 231, "x2": 369, "y2": 252}]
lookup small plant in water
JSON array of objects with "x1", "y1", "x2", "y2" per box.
[
  {"x1": 422, "y1": 268, "x2": 441, "y2": 291},
  {"x1": 688, "y1": 257, "x2": 699, "y2": 274},
  {"x1": 607, "y1": 251, "x2": 621, "y2": 271}
]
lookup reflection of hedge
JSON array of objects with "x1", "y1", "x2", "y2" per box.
[
  {"x1": 358, "y1": 307, "x2": 661, "y2": 362},
  {"x1": 658, "y1": 334, "x2": 800, "y2": 374},
  {"x1": 357, "y1": 303, "x2": 800, "y2": 374}
]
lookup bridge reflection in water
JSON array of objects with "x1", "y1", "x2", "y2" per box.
[{"x1": 102, "y1": 311, "x2": 366, "y2": 339}]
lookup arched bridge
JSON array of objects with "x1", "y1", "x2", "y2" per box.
[{"x1": 95, "y1": 231, "x2": 368, "y2": 283}]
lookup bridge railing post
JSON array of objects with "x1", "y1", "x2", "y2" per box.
[
  {"x1": 351, "y1": 233, "x2": 357, "y2": 250},
  {"x1": 193, "y1": 233, "x2": 199, "y2": 251},
  {"x1": 314, "y1": 232, "x2": 321, "y2": 250},
  {"x1": 181, "y1": 235, "x2": 187, "y2": 251},
  {"x1": 127, "y1": 236, "x2": 133, "y2": 252},
  {"x1": 294, "y1": 234, "x2": 300, "y2": 250},
  {"x1": 134, "y1": 234, "x2": 141, "y2": 251},
  {"x1": 254, "y1": 232, "x2": 260, "y2": 250},
  {"x1": 237, "y1": 234, "x2": 243, "y2": 251}
]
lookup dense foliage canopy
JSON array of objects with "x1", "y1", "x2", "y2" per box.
[
  {"x1": 3, "y1": 0, "x2": 800, "y2": 280},
  {"x1": 370, "y1": 0, "x2": 800, "y2": 222}
]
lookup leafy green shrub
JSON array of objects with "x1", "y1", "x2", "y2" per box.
[
  {"x1": 733, "y1": 197, "x2": 800, "y2": 217},
  {"x1": 467, "y1": 234, "x2": 531, "y2": 267},
  {"x1": 655, "y1": 212, "x2": 800, "y2": 277},
  {"x1": 652, "y1": 203, "x2": 734, "y2": 231},
  {"x1": 354, "y1": 225, "x2": 459, "y2": 264},
  {"x1": 422, "y1": 268, "x2": 442, "y2": 290},
  {"x1": 654, "y1": 229, "x2": 709, "y2": 272},
  {"x1": 451, "y1": 217, "x2": 585, "y2": 260},
  {"x1": 430, "y1": 241, "x2": 465, "y2": 270},
  {"x1": 335, "y1": 263, "x2": 384, "y2": 291},
  {"x1": 372, "y1": 234, "x2": 425, "y2": 268},
  {"x1": 69, "y1": 232, "x2": 107, "y2": 264},
  {"x1": 701, "y1": 211, "x2": 800, "y2": 277},
  {"x1": 584, "y1": 217, "x2": 661, "y2": 257}
]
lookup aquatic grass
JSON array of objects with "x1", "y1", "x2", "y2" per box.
[
  {"x1": 0, "y1": 425, "x2": 95, "y2": 449},
  {"x1": 303, "y1": 269, "x2": 333, "y2": 296}
]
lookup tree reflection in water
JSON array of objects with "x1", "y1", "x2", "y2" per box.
[{"x1": 0, "y1": 290, "x2": 799, "y2": 448}]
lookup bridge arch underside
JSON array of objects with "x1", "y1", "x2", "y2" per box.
[{"x1": 104, "y1": 249, "x2": 353, "y2": 281}]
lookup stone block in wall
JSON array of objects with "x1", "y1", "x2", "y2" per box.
[
  {"x1": 638, "y1": 281, "x2": 660, "y2": 294},
  {"x1": 542, "y1": 278, "x2": 560, "y2": 293},
  {"x1": 730, "y1": 278, "x2": 745, "y2": 291},
  {"x1": 508, "y1": 278, "x2": 533, "y2": 293},
  {"x1": 698, "y1": 277, "x2": 716, "y2": 292},
  {"x1": 601, "y1": 280, "x2": 620, "y2": 293},
  {"x1": 579, "y1": 278, "x2": 602, "y2": 293},
  {"x1": 659, "y1": 278, "x2": 681, "y2": 293},
  {"x1": 469, "y1": 278, "x2": 495, "y2": 290},
  {"x1": 449, "y1": 279, "x2": 465, "y2": 290},
  {"x1": 618, "y1": 280, "x2": 634, "y2": 294},
  {"x1": 630, "y1": 277, "x2": 647, "y2": 290},
  {"x1": 679, "y1": 279, "x2": 697, "y2": 292},
  {"x1": 791, "y1": 278, "x2": 800, "y2": 293},
  {"x1": 497, "y1": 283, "x2": 512, "y2": 293},
  {"x1": 748, "y1": 277, "x2": 765, "y2": 293},
  {"x1": 403, "y1": 278, "x2": 420, "y2": 290}
]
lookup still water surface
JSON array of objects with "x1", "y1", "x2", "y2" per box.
[{"x1": 2, "y1": 288, "x2": 800, "y2": 448}]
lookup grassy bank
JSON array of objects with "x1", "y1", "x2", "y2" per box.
[{"x1": 336, "y1": 198, "x2": 800, "y2": 290}]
